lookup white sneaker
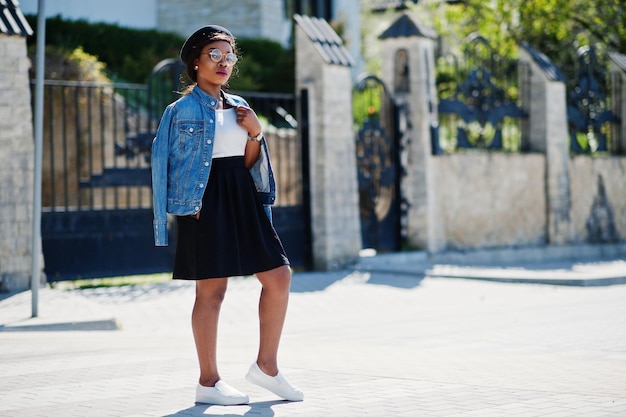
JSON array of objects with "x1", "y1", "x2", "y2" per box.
[
  {"x1": 245, "y1": 362, "x2": 304, "y2": 401},
  {"x1": 195, "y1": 380, "x2": 249, "y2": 405}
]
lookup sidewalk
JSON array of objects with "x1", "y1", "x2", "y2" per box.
[
  {"x1": 356, "y1": 244, "x2": 626, "y2": 286},
  {"x1": 1, "y1": 247, "x2": 626, "y2": 416}
]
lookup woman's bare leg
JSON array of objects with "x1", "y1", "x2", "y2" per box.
[
  {"x1": 247, "y1": 265, "x2": 303, "y2": 401},
  {"x1": 254, "y1": 265, "x2": 292, "y2": 376},
  {"x1": 192, "y1": 278, "x2": 228, "y2": 387}
]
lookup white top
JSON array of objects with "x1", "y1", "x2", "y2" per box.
[{"x1": 212, "y1": 108, "x2": 248, "y2": 158}]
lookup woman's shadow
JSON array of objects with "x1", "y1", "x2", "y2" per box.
[{"x1": 162, "y1": 400, "x2": 287, "y2": 417}]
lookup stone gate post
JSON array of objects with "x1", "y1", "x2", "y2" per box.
[
  {"x1": 294, "y1": 15, "x2": 362, "y2": 269},
  {"x1": 377, "y1": 14, "x2": 441, "y2": 252},
  {"x1": 0, "y1": 5, "x2": 40, "y2": 292},
  {"x1": 519, "y1": 43, "x2": 573, "y2": 245}
]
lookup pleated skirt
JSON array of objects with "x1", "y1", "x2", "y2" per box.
[{"x1": 173, "y1": 156, "x2": 289, "y2": 279}]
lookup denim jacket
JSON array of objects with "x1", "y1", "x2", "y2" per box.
[{"x1": 151, "y1": 86, "x2": 276, "y2": 246}]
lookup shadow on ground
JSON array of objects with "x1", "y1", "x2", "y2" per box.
[
  {"x1": 290, "y1": 269, "x2": 423, "y2": 292},
  {"x1": 163, "y1": 399, "x2": 290, "y2": 416}
]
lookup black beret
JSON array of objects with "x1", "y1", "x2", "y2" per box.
[{"x1": 180, "y1": 25, "x2": 234, "y2": 63}]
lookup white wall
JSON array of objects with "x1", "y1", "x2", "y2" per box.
[{"x1": 19, "y1": 0, "x2": 157, "y2": 29}]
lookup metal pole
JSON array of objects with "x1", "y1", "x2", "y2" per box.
[{"x1": 31, "y1": 0, "x2": 46, "y2": 318}]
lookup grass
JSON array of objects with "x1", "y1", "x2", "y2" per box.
[{"x1": 50, "y1": 273, "x2": 172, "y2": 290}]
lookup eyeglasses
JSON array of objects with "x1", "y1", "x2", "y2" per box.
[{"x1": 204, "y1": 48, "x2": 238, "y2": 66}]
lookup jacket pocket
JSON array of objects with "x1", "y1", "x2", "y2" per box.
[{"x1": 177, "y1": 121, "x2": 204, "y2": 156}]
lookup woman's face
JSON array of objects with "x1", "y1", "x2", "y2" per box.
[{"x1": 194, "y1": 40, "x2": 236, "y2": 87}]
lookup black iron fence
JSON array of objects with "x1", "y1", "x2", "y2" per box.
[
  {"x1": 37, "y1": 79, "x2": 154, "y2": 213},
  {"x1": 434, "y1": 35, "x2": 622, "y2": 155},
  {"x1": 34, "y1": 79, "x2": 305, "y2": 210},
  {"x1": 565, "y1": 46, "x2": 621, "y2": 154},
  {"x1": 434, "y1": 33, "x2": 528, "y2": 153}
]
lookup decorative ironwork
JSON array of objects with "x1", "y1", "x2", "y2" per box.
[
  {"x1": 435, "y1": 33, "x2": 526, "y2": 153},
  {"x1": 567, "y1": 46, "x2": 620, "y2": 153}
]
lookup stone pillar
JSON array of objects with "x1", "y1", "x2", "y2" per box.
[
  {"x1": 294, "y1": 15, "x2": 361, "y2": 270},
  {"x1": 0, "y1": 33, "x2": 40, "y2": 292},
  {"x1": 519, "y1": 43, "x2": 572, "y2": 244},
  {"x1": 608, "y1": 52, "x2": 626, "y2": 154},
  {"x1": 378, "y1": 14, "x2": 441, "y2": 252}
]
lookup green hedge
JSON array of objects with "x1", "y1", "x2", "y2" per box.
[
  {"x1": 234, "y1": 38, "x2": 295, "y2": 93},
  {"x1": 25, "y1": 15, "x2": 182, "y2": 83},
  {"x1": 25, "y1": 15, "x2": 294, "y2": 93}
]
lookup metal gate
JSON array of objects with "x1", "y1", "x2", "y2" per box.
[
  {"x1": 353, "y1": 74, "x2": 403, "y2": 252},
  {"x1": 38, "y1": 61, "x2": 311, "y2": 281}
]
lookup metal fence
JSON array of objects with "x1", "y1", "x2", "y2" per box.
[
  {"x1": 36, "y1": 80, "x2": 153, "y2": 212},
  {"x1": 35, "y1": 80, "x2": 303, "y2": 212},
  {"x1": 564, "y1": 46, "x2": 621, "y2": 154}
]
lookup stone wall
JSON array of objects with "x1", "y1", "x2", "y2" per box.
[
  {"x1": 431, "y1": 153, "x2": 547, "y2": 250},
  {"x1": 0, "y1": 35, "x2": 38, "y2": 292},
  {"x1": 569, "y1": 156, "x2": 626, "y2": 243}
]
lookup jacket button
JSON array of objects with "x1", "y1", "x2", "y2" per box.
[
  {"x1": 207, "y1": 140, "x2": 212, "y2": 144},
  {"x1": 204, "y1": 162, "x2": 209, "y2": 166},
  {"x1": 189, "y1": 127, "x2": 194, "y2": 133},
  {"x1": 199, "y1": 183, "x2": 204, "y2": 188},
  {"x1": 195, "y1": 206, "x2": 200, "y2": 211}
]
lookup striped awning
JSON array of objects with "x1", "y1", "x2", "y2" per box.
[{"x1": 0, "y1": 0, "x2": 34, "y2": 37}]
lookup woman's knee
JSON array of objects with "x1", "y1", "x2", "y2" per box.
[
  {"x1": 257, "y1": 266, "x2": 291, "y2": 292},
  {"x1": 195, "y1": 279, "x2": 228, "y2": 305}
]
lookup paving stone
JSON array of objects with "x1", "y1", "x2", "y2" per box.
[{"x1": 1, "y1": 256, "x2": 626, "y2": 416}]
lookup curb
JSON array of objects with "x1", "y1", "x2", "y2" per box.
[
  {"x1": 0, "y1": 318, "x2": 120, "y2": 332},
  {"x1": 354, "y1": 249, "x2": 626, "y2": 287},
  {"x1": 426, "y1": 264, "x2": 626, "y2": 287}
]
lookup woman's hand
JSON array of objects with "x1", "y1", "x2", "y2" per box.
[
  {"x1": 236, "y1": 105, "x2": 262, "y2": 137},
  {"x1": 237, "y1": 104, "x2": 263, "y2": 168}
]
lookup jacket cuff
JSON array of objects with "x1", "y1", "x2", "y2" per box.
[{"x1": 153, "y1": 219, "x2": 168, "y2": 246}]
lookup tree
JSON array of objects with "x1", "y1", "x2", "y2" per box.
[{"x1": 422, "y1": 0, "x2": 625, "y2": 77}]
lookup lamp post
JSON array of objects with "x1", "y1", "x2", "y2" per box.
[{"x1": 31, "y1": 0, "x2": 46, "y2": 317}]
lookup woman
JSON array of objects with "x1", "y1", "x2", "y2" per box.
[{"x1": 151, "y1": 25, "x2": 303, "y2": 405}]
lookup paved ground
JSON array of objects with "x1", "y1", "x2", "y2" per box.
[{"x1": 1, "y1": 251, "x2": 626, "y2": 416}]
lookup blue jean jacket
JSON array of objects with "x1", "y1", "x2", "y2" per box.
[{"x1": 151, "y1": 86, "x2": 276, "y2": 246}]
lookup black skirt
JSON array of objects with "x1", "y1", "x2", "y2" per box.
[{"x1": 173, "y1": 156, "x2": 289, "y2": 279}]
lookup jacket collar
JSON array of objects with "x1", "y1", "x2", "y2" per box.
[
  {"x1": 191, "y1": 86, "x2": 241, "y2": 110},
  {"x1": 191, "y1": 85, "x2": 224, "y2": 110}
]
